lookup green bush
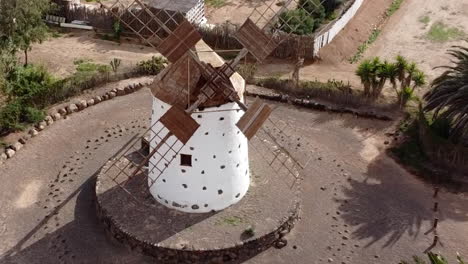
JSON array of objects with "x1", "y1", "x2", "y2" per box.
[
  {"x1": 0, "y1": 100, "x2": 23, "y2": 133},
  {"x1": 74, "y1": 59, "x2": 110, "y2": 74},
  {"x1": 5, "y1": 64, "x2": 56, "y2": 106},
  {"x1": 401, "y1": 252, "x2": 465, "y2": 264},
  {"x1": 24, "y1": 106, "x2": 45, "y2": 123},
  {"x1": 298, "y1": 0, "x2": 326, "y2": 22},
  {"x1": 136, "y1": 56, "x2": 167, "y2": 75},
  {"x1": 279, "y1": 9, "x2": 316, "y2": 35}
]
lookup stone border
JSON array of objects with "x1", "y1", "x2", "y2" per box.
[
  {"x1": 95, "y1": 160, "x2": 301, "y2": 263},
  {"x1": 246, "y1": 91, "x2": 394, "y2": 121},
  {"x1": 96, "y1": 195, "x2": 300, "y2": 263},
  {"x1": 0, "y1": 82, "x2": 150, "y2": 164}
]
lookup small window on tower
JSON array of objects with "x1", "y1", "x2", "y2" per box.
[{"x1": 180, "y1": 154, "x2": 192, "y2": 167}]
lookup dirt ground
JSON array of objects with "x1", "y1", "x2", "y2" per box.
[
  {"x1": 257, "y1": 0, "x2": 468, "y2": 95},
  {"x1": 0, "y1": 89, "x2": 467, "y2": 264},
  {"x1": 2, "y1": 1, "x2": 468, "y2": 262},
  {"x1": 205, "y1": 0, "x2": 280, "y2": 25},
  {"x1": 27, "y1": 31, "x2": 155, "y2": 77}
]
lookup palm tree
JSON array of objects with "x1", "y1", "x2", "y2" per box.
[
  {"x1": 375, "y1": 60, "x2": 397, "y2": 98},
  {"x1": 424, "y1": 46, "x2": 468, "y2": 141},
  {"x1": 395, "y1": 55, "x2": 408, "y2": 86},
  {"x1": 356, "y1": 59, "x2": 374, "y2": 97}
]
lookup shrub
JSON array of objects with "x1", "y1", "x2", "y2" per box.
[
  {"x1": 24, "y1": 106, "x2": 45, "y2": 123},
  {"x1": 136, "y1": 56, "x2": 167, "y2": 75},
  {"x1": 322, "y1": 0, "x2": 343, "y2": 14},
  {"x1": 4, "y1": 64, "x2": 56, "y2": 107},
  {"x1": 279, "y1": 9, "x2": 316, "y2": 35},
  {"x1": 74, "y1": 60, "x2": 110, "y2": 74},
  {"x1": 400, "y1": 252, "x2": 465, "y2": 264},
  {"x1": 0, "y1": 100, "x2": 23, "y2": 133},
  {"x1": 298, "y1": 0, "x2": 326, "y2": 22},
  {"x1": 113, "y1": 21, "x2": 122, "y2": 41},
  {"x1": 237, "y1": 63, "x2": 257, "y2": 83},
  {"x1": 110, "y1": 58, "x2": 121, "y2": 73}
]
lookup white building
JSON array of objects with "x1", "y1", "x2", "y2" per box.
[{"x1": 147, "y1": 41, "x2": 249, "y2": 213}]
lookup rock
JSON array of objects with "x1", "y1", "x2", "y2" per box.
[
  {"x1": 29, "y1": 129, "x2": 39, "y2": 137},
  {"x1": 0, "y1": 152, "x2": 7, "y2": 162},
  {"x1": 11, "y1": 142, "x2": 23, "y2": 151},
  {"x1": 111, "y1": 88, "x2": 117, "y2": 93},
  {"x1": 328, "y1": 258, "x2": 334, "y2": 262},
  {"x1": 77, "y1": 100, "x2": 87, "y2": 110},
  {"x1": 36, "y1": 121, "x2": 46, "y2": 131},
  {"x1": 66, "y1": 104, "x2": 78, "y2": 114},
  {"x1": 124, "y1": 86, "x2": 132, "y2": 93},
  {"x1": 274, "y1": 238, "x2": 287, "y2": 249},
  {"x1": 87, "y1": 99, "x2": 95, "y2": 106},
  {"x1": 5, "y1": 148, "x2": 15, "y2": 158},
  {"x1": 108, "y1": 92, "x2": 116, "y2": 98},
  {"x1": 19, "y1": 137, "x2": 27, "y2": 144},
  {"x1": 94, "y1": 96, "x2": 102, "y2": 103},
  {"x1": 116, "y1": 87, "x2": 126, "y2": 96},
  {"x1": 45, "y1": 116, "x2": 54, "y2": 126},
  {"x1": 320, "y1": 186, "x2": 326, "y2": 191},
  {"x1": 279, "y1": 229, "x2": 289, "y2": 237},
  {"x1": 101, "y1": 94, "x2": 108, "y2": 101},
  {"x1": 58, "y1": 108, "x2": 67, "y2": 115},
  {"x1": 52, "y1": 113, "x2": 62, "y2": 121},
  {"x1": 384, "y1": 141, "x2": 389, "y2": 145}
]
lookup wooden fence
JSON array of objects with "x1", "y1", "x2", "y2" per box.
[{"x1": 50, "y1": 0, "x2": 364, "y2": 59}]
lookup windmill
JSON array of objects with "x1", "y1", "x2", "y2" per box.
[{"x1": 97, "y1": 0, "x2": 318, "y2": 213}]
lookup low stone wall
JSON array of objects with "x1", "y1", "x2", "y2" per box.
[
  {"x1": 0, "y1": 82, "x2": 150, "y2": 164},
  {"x1": 246, "y1": 91, "x2": 393, "y2": 121},
  {"x1": 95, "y1": 192, "x2": 300, "y2": 264},
  {"x1": 418, "y1": 114, "x2": 468, "y2": 179}
]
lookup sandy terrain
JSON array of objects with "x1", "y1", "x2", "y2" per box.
[
  {"x1": 364, "y1": 0, "x2": 468, "y2": 80},
  {"x1": 205, "y1": 0, "x2": 280, "y2": 25},
  {"x1": 0, "y1": 89, "x2": 466, "y2": 263},
  {"x1": 27, "y1": 31, "x2": 156, "y2": 77},
  {"x1": 257, "y1": 0, "x2": 468, "y2": 94}
]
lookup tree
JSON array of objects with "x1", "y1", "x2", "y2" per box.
[
  {"x1": 357, "y1": 56, "x2": 426, "y2": 106},
  {"x1": 0, "y1": 0, "x2": 52, "y2": 65},
  {"x1": 424, "y1": 46, "x2": 468, "y2": 141},
  {"x1": 356, "y1": 59, "x2": 375, "y2": 97},
  {"x1": 0, "y1": 46, "x2": 17, "y2": 93},
  {"x1": 356, "y1": 57, "x2": 395, "y2": 99}
]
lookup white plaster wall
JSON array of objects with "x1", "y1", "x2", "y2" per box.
[
  {"x1": 313, "y1": 0, "x2": 364, "y2": 56},
  {"x1": 148, "y1": 97, "x2": 250, "y2": 213}
]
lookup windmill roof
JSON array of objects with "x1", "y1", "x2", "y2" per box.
[
  {"x1": 148, "y1": 0, "x2": 199, "y2": 13},
  {"x1": 149, "y1": 40, "x2": 246, "y2": 110}
]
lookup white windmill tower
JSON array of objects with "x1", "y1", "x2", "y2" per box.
[{"x1": 97, "y1": 0, "x2": 315, "y2": 213}]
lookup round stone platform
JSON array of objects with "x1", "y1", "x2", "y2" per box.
[{"x1": 95, "y1": 149, "x2": 301, "y2": 263}]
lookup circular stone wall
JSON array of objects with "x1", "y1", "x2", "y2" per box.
[{"x1": 95, "y1": 149, "x2": 301, "y2": 263}]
